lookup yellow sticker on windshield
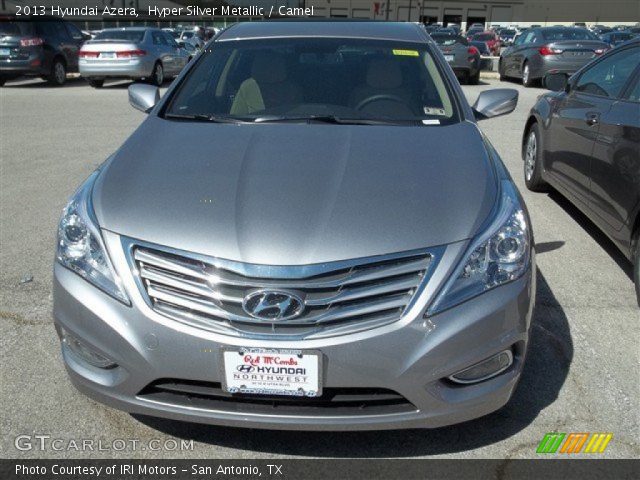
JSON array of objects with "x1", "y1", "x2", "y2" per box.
[{"x1": 392, "y1": 49, "x2": 419, "y2": 57}]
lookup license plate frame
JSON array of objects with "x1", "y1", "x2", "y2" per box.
[
  {"x1": 220, "y1": 347, "x2": 323, "y2": 397},
  {"x1": 100, "y1": 52, "x2": 116, "y2": 59}
]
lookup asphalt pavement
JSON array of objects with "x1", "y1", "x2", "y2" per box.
[{"x1": 0, "y1": 76, "x2": 638, "y2": 459}]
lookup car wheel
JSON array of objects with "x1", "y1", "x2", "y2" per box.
[
  {"x1": 149, "y1": 62, "x2": 164, "y2": 87},
  {"x1": 47, "y1": 58, "x2": 67, "y2": 86},
  {"x1": 522, "y1": 62, "x2": 534, "y2": 87},
  {"x1": 88, "y1": 79, "x2": 104, "y2": 88},
  {"x1": 0, "y1": 77, "x2": 6, "y2": 87},
  {"x1": 469, "y1": 69, "x2": 480, "y2": 85},
  {"x1": 498, "y1": 60, "x2": 507, "y2": 81},
  {"x1": 523, "y1": 122, "x2": 548, "y2": 192},
  {"x1": 634, "y1": 230, "x2": 640, "y2": 307}
]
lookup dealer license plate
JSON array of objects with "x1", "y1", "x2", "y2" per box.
[
  {"x1": 221, "y1": 347, "x2": 321, "y2": 397},
  {"x1": 444, "y1": 54, "x2": 455, "y2": 62}
]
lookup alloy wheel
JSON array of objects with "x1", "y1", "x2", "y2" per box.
[{"x1": 525, "y1": 130, "x2": 537, "y2": 181}]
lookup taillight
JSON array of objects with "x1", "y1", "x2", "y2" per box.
[
  {"x1": 539, "y1": 45, "x2": 563, "y2": 56},
  {"x1": 78, "y1": 51, "x2": 99, "y2": 58},
  {"x1": 594, "y1": 48, "x2": 607, "y2": 55},
  {"x1": 468, "y1": 46, "x2": 479, "y2": 56},
  {"x1": 19, "y1": 37, "x2": 44, "y2": 47},
  {"x1": 116, "y1": 49, "x2": 146, "y2": 58}
]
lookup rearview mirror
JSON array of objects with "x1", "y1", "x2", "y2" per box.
[
  {"x1": 544, "y1": 73, "x2": 569, "y2": 92},
  {"x1": 128, "y1": 84, "x2": 160, "y2": 113},
  {"x1": 472, "y1": 88, "x2": 518, "y2": 120}
]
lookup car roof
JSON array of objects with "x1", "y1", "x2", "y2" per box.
[{"x1": 216, "y1": 21, "x2": 427, "y2": 43}]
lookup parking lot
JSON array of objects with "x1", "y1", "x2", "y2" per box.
[{"x1": 1, "y1": 76, "x2": 638, "y2": 459}]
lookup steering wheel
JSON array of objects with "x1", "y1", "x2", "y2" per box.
[{"x1": 355, "y1": 94, "x2": 411, "y2": 112}]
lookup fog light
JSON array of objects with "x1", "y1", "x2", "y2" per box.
[
  {"x1": 449, "y1": 350, "x2": 512, "y2": 384},
  {"x1": 61, "y1": 329, "x2": 117, "y2": 369}
]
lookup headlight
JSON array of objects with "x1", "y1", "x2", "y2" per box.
[
  {"x1": 56, "y1": 171, "x2": 129, "y2": 304},
  {"x1": 427, "y1": 180, "x2": 531, "y2": 315}
]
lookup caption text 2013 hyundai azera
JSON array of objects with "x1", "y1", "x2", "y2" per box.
[{"x1": 54, "y1": 22, "x2": 535, "y2": 430}]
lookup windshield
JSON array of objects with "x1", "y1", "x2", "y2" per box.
[
  {"x1": 542, "y1": 28, "x2": 599, "y2": 41},
  {"x1": 94, "y1": 30, "x2": 145, "y2": 42},
  {"x1": 501, "y1": 30, "x2": 516, "y2": 36},
  {"x1": 165, "y1": 38, "x2": 458, "y2": 124},
  {"x1": 473, "y1": 33, "x2": 494, "y2": 41},
  {"x1": 181, "y1": 31, "x2": 194, "y2": 39}
]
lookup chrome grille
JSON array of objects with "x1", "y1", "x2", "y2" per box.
[{"x1": 128, "y1": 243, "x2": 435, "y2": 339}]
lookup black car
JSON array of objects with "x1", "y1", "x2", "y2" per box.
[
  {"x1": 0, "y1": 17, "x2": 88, "y2": 86},
  {"x1": 600, "y1": 31, "x2": 637, "y2": 47},
  {"x1": 522, "y1": 40, "x2": 640, "y2": 303}
]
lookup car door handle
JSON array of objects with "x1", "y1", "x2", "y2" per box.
[{"x1": 585, "y1": 112, "x2": 600, "y2": 126}]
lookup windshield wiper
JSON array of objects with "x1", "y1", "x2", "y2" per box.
[
  {"x1": 164, "y1": 113, "x2": 246, "y2": 124},
  {"x1": 252, "y1": 115, "x2": 414, "y2": 126}
]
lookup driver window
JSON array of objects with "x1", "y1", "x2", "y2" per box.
[{"x1": 575, "y1": 47, "x2": 640, "y2": 98}]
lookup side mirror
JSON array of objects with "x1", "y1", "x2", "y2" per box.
[
  {"x1": 472, "y1": 88, "x2": 518, "y2": 120},
  {"x1": 128, "y1": 84, "x2": 160, "y2": 113},
  {"x1": 544, "y1": 73, "x2": 569, "y2": 92}
]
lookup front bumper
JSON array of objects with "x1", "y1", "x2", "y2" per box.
[{"x1": 53, "y1": 233, "x2": 535, "y2": 431}]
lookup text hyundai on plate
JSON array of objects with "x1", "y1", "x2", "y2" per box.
[{"x1": 54, "y1": 22, "x2": 535, "y2": 430}]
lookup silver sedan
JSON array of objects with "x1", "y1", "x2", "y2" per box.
[{"x1": 79, "y1": 27, "x2": 190, "y2": 88}]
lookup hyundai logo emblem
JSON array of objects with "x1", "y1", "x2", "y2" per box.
[{"x1": 242, "y1": 290, "x2": 305, "y2": 321}]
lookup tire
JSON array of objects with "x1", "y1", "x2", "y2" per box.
[
  {"x1": 149, "y1": 62, "x2": 164, "y2": 87},
  {"x1": 88, "y1": 78, "x2": 104, "y2": 88},
  {"x1": 522, "y1": 61, "x2": 535, "y2": 88},
  {"x1": 469, "y1": 69, "x2": 480, "y2": 85},
  {"x1": 47, "y1": 58, "x2": 67, "y2": 86},
  {"x1": 633, "y1": 230, "x2": 640, "y2": 307},
  {"x1": 498, "y1": 60, "x2": 507, "y2": 81},
  {"x1": 0, "y1": 77, "x2": 6, "y2": 87},
  {"x1": 523, "y1": 122, "x2": 549, "y2": 192}
]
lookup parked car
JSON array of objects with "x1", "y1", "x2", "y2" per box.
[
  {"x1": 445, "y1": 24, "x2": 461, "y2": 35},
  {"x1": 430, "y1": 32, "x2": 481, "y2": 84},
  {"x1": 471, "y1": 31, "x2": 501, "y2": 55},
  {"x1": 600, "y1": 31, "x2": 636, "y2": 47},
  {"x1": 0, "y1": 16, "x2": 88, "y2": 86},
  {"x1": 523, "y1": 39, "x2": 640, "y2": 303},
  {"x1": 466, "y1": 25, "x2": 484, "y2": 40},
  {"x1": 79, "y1": 27, "x2": 191, "y2": 88},
  {"x1": 54, "y1": 21, "x2": 531, "y2": 431},
  {"x1": 179, "y1": 29, "x2": 205, "y2": 49},
  {"x1": 162, "y1": 28, "x2": 181, "y2": 40},
  {"x1": 176, "y1": 40, "x2": 197, "y2": 60},
  {"x1": 499, "y1": 27, "x2": 610, "y2": 87},
  {"x1": 591, "y1": 26, "x2": 614, "y2": 36},
  {"x1": 470, "y1": 40, "x2": 492, "y2": 56},
  {"x1": 499, "y1": 29, "x2": 517, "y2": 46},
  {"x1": 435, "y1": 27, "x2": 456, "y2": 35}
]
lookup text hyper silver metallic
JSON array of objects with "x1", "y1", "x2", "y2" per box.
[{"x1": 54, "y1": 22, "x2": 535, "y2": 430}]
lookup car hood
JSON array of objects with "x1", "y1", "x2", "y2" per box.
[{"x1": 93, "y1": 118, "x2": 497, "y2": 265}]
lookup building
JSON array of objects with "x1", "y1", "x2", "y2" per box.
[{"x1": 309, "y1": 1, "x2": 639, "y2": 28}]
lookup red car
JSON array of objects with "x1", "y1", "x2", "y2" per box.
[{"x1": 472, "y1": 31, "x2": 501, "y2": 55}]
